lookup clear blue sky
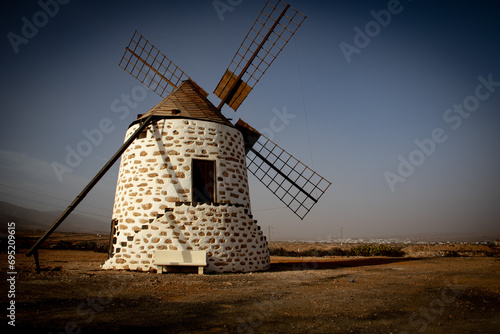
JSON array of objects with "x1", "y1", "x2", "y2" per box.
[{"x1": 1, "y1": 0, "x2": 499, "y2": 240}]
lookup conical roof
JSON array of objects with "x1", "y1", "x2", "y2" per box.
[{"x1": 138, "y1": 79, "x2": 233, "y2": 127}]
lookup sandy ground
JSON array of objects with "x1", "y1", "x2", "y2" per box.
[{"x1": 1, "y1": 243, "x2": 499, "y2": 333}]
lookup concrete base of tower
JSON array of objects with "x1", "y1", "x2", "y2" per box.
[{"x1": 101, "y1": 203, "x2": 270, "y2": 273}]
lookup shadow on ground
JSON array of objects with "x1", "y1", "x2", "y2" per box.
[{"x1": 269, "y1": 257, "x2": 421, "y2": 272}]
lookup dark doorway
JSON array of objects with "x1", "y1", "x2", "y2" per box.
[{"x1": 192, "y1": 159, "x2": 216, "y2": 203}]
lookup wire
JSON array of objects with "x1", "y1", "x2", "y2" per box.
[
  {"x1": 0, "y1": 183, "x2": 112, "y2": 219},
  {"x1": 293, "y1": 37, "x2": 319, "y2": 200},
  {"x1": 293, "y1": 37, "x2": 314, "y2": 167},
  {"x1": 253, "y1": 206, "x2": 288, "y2": 212},
  {"x1": 0, "y1": 183, "x2": 109, "y2": 210}
]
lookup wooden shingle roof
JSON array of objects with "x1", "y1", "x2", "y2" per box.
[{"x1": 138, "y1": 79, "x2": 233, "y2": 127}]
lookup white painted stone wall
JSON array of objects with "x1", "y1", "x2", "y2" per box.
[{"x1": 102, "y1": 118, "x2": 270, "y2": 273}]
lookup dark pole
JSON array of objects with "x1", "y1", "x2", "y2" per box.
[{"x1": 26, "y1": 113, "x2": 157, "y2": 271}]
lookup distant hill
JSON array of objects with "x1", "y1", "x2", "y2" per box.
[{"x1": 0, "y1": 201, "x2": 109, "y2": 233}]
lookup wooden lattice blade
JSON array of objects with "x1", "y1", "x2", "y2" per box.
[
  {"x1": 119, "y1": 31, "x2": 200, "y2": 98},
  {"x1": 237, "y1": 120, "x2": 331, "y2": 220},
  {"x1": 215, "y1": 0, "x2": 306, "y2": 111}
]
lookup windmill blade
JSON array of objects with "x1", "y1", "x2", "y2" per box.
[
  {"x1": 235, "y1": 119, "x2": 331, "y2": 220},
  {"x1": 215, "y1": 0, "x2": 306, "y2": 111},
  {"x1": 119, "y1": 30, "x2": 200, "y2": 98}
]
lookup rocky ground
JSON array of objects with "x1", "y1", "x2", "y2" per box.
[{"x1": 1, "y1": 235, "x2": 499, "y2": 333}]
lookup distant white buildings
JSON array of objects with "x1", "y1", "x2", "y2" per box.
[{"x1": 309, "y1": 237, "x2": 498, "y2": 245}]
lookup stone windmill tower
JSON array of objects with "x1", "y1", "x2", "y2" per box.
[
  {"x1": 101, "y1": 80, "x2": 270, "y2": 273},
  {"x1": 26, "y1": 0, "x2": 331, "y2": 274}
]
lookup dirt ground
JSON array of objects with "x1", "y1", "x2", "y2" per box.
[{"x1": 1, "y1": 239, "x2": 499, "y2": 333}]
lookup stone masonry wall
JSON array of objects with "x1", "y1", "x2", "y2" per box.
[{"x1": 102, "y1": 118, "x2": 270, "y2": 273}]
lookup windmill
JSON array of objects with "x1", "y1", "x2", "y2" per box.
[{"x1": 27, "y1": 0, "x2": 331, "y2": 273}]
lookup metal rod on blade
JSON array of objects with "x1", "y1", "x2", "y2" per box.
[
  {"x1": 249, "y1": 146, "x2": 317, "y2": 203},
  {"x1": 26, "y1": 112, "x2": 158, "y2": 268}
]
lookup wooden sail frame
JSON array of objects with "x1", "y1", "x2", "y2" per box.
[{"x1": 215, "y1": 0, "x2": 306, "y2": 111}]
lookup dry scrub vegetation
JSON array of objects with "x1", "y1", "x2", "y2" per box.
[{"x1": 270, "y1": 241, "x2": 499, "y2": 258}]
